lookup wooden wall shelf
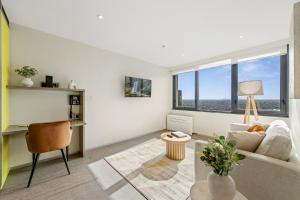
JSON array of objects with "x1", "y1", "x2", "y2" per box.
[
  {"x1": 7, "y1": 85, "x2": 85, "y2": 92},
  {"x1": 2, "y1": 120, "x2": 86, "y2": 136},
  {"x1": 4, "y1": 85, "x2": 86, "y2": 157}
]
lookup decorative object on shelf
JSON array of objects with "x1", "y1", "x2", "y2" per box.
[
  {"x1": 41, "y1": 75, "x2": 59, "y2": 88},
  {"x1": 52, "y1": 83, "x2": 59, "y2": 88},
  {"x1": 69, "y1": 111, "x2": 80, "y2": 120},
  {"x1": 45, "y1": 75, "x2": 53, "y2": 87},
  {"x1": 68, "y1": 80, "x2": 77, "y2": 89},
  {"x1": 69, "y1": 95, "x2": 80, "y2": 105},
  {"x1": 15, "y1": 66, "x2": 38, "y2": 87},
  {"x1": 69, "y1": 95, "x2": 80, "y2": 120},
  {"x1": 198, "y1": 136, "x2": 246, "y2": 200},
  {"x1": 238, "y1": 80, "x2": 264, "y2": 124}
]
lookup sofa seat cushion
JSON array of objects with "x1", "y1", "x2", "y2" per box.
[
  {"x1": 256, "y1": 120, "x2": 292, "y2": 161},
  {"x1": 227, "y1": 131, "x2": 265, "y2": 152}
]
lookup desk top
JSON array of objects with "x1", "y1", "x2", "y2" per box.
[{"x1": 1, "y1": 120, "x2": 86, "y2": 136}]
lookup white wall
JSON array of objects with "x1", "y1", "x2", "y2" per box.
[
  {"x1": 170, "y1": 110, "x2": 289, "y2": 137},
  {"x1": 9, "y1": 25, "x2": 170, "y2": 167},
  {"x1": 289, "y1": 2, "x2": 300, "y2": 161}
]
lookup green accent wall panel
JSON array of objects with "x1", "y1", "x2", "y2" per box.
[{"x1": 1, "y1": 11, "x2": 10, "y2": 189}]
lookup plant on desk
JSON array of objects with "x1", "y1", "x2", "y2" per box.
[
  {"x1": 197, "y1": 135, "x2": 246, "y2": 200},
  {"x1": 15, "y1": 66, "x2": 38, "y2": 87}
]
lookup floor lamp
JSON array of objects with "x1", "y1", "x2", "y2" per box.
[{"x1": 238, "y1": 80, "x2": 264, "y2": 124}]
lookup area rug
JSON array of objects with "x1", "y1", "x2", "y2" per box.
[{"x1": 104, "y1": 138, "x2": 195, "y2": 200}]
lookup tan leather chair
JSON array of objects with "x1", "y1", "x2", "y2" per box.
[{"x1": 25, "y1": 120, "x2": 72, "y2": 187}]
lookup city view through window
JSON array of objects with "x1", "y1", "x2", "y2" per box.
[{"x1": 175, "y1": 55, "x2": 282, "y2": 113}]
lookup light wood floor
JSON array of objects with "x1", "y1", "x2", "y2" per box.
[{"x1": 0, "y1": 131, "x2": 209, "y2": 200}]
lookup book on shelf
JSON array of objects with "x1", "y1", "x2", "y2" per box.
[{"x1": 171, "y1": 131, "x2": 187, "y2": 138}]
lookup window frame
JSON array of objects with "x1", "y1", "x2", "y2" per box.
[
  {"x1": 172, "y1": 52, "x2": 289, "y2": 117},
  {"x1": 172, "y1": 72, "x2": 198, "y2": 111}
]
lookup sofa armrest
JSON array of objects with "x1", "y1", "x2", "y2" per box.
[
  {"x1": 230, "y1": 123, "x2": 251, "y2": 131},
  {"x1": 194, "y1": 140, "x2": 300, "y2": 200}
]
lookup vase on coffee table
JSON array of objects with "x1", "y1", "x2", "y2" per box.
[
  {"x1": 207, "y1": 171, "x2": 236, "y2": 200},
  {"x1": 195, "y1": 136, "x2": 246, "y2": 200}
]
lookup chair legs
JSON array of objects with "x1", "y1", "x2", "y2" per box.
[
  {"x1": 66, "y1": 146, "x2": 69, "y2": 161},
  {"x1": 61, "y1": 149, "x2": 70, "y2": 175},
  {"x1": 27, "y1": 153, "x2": 40, "y2": 188},
  {"x1": 32, "y1": 153, "x2": 35, "y2": 165},
  {"x1": 27, "y1": 149, "x2": 71, "y2": 188}
]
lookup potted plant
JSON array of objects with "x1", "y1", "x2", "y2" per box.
[
  {"x1": 15, "y1": 66, "x2": 38, "y2": 87},
  {"x1": 198, "y1": 136, "x2": 246, "y2": 200}
]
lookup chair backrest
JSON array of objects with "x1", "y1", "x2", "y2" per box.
[{"x1": 26, "y1": 120, "x2": 72, "y2": 153}]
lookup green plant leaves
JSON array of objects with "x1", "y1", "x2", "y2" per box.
[
  {"x1": 197, "y1": 135, "x2": 246, "y2": 176},
  {"x1": 233, "y1": 153, "x2": 246, "y2": 161},
  {"x1": 15, "y1": 66, "x2": 38, "y2": 78}
]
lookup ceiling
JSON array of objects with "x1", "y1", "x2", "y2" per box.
[{"x1": 2, "y1": 0, "x2": 296, "y2": 67}]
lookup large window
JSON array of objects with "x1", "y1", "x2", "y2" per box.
[
  {"x1": 174, "y1": 71, "x2": 195, "y2": 109},
  {"x1": 238, "y1": 56, "x2": 281, "y2": 112},
  {"x1": 198, "y1": 65, "x2": 231, "y2": 112},
  {"x1": 173, "y1": 52, "x2": 288, "y2": 117}
]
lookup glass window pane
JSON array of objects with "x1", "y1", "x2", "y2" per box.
[
  {"x1": 176, "y1": 71, "x2": 195, "y2": 108},
  {"x1": 198, "y1": 65, "x2": 231, "y2": 112},
  {"x1": 238, "y1": 56, "x2": 280, "y2": 112}
]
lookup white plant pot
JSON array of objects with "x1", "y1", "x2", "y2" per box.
[
  {"x1": 21, "y1": 78, "x2": 34, "y2": 87},
  {"x1": 207, "y1": 171, "x2": 236, "y2": 200}
]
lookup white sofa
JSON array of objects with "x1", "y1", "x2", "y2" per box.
[{"x1": 194, "y1": 122, "x2": 300, "y2": 200}]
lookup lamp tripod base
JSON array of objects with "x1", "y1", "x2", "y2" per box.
[{"x1": 243, "y1": 96, "x2": 259, "y2": 124}]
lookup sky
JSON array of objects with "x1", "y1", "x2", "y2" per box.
[{"x1": 178, "y1": 55, "x2": 281, "y2": 100}]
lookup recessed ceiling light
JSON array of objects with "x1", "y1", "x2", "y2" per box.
[
  {"x1": 239, "y1": 35, "x2": 244, "y2": 39},
  {"x1": 97, "y1": 15, "x2": 104, "y2": 20}
]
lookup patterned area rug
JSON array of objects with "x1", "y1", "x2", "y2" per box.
[{"x1": 104, "y1": 138, "x2": 195, "y2": 200}]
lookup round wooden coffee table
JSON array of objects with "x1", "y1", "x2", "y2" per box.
[
  {"x1": 190, "y1": 181, "x2": 247, "y2": 200},
  {"x1": 161, "y1": 132, "x2": 191, "y2": 160}
]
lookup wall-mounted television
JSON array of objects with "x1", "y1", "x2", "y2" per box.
[{"x1": 125, "y1": 76, "x2": 151, "y2": 97}]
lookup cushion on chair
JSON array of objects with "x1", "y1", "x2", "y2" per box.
[
  {"x1": 227, "y1": 131, "x2": 265, "y2": 152},
  {"x1": 256, "y1": 121, "x2": 292, "y2": 161}
]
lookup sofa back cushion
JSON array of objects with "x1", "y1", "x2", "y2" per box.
[
  {"x1": 227, "y1": 131, "x2": 265, "y2": 152},
  {"x1": 256, "y1": 120, "x2": 292, "y2": 161}
]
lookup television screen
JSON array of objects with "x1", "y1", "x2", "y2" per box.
[{"x1": 125, "y1": 76, "x2": 151, "y2": 97}]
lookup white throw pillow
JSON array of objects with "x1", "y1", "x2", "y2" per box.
[
  {"x1": 256, "y1": 121, "x2": 292, "y2": 161},
  {"x1": 269, "y1": 120, "x2": 289, "y2": 128},
  {"x1": 227, "y1": 131, "x2": 265, "y2": 152}
]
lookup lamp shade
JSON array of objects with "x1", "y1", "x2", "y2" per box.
[{"x1": 238, "y1": 80, "x2": 264, "y2": 96}]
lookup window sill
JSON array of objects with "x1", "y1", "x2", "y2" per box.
[{"x1": 172, "y1": 108, "x2": 289, "y2": 118}]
